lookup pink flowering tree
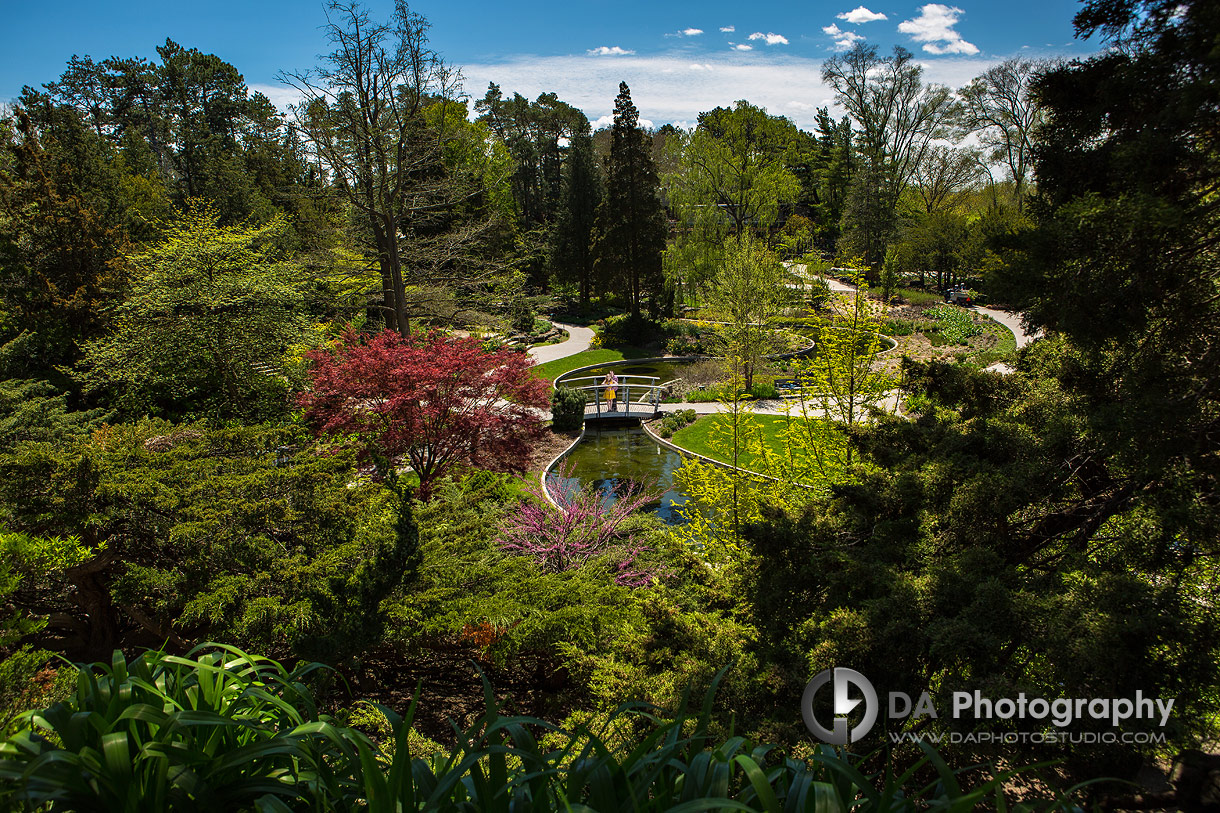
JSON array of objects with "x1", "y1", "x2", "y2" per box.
[
  {"x1": 498, "y1": 469, "x2": 662, "y2": 587},
  {"x1": 298, "y1": 328, "x2": 549, "y2": 499}
]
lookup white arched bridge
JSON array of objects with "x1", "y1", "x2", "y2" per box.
[{"x1": 559, "y1": 374, "x2": 664, "y2": 421}]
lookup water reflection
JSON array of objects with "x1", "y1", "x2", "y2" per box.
[{"x1": 547, "y1": 426, "x2": 689, "y2": 524}]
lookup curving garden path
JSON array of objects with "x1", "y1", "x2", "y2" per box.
[
  {"x1": 527, "y1": 322, "x2": 595, "y2": 364},
  {"x1": 528, "y1": 284, "x2": 1031, "y2": 420},
  {"x1": 972, "y1": 305, "x2": 1039, "y2": 349}
]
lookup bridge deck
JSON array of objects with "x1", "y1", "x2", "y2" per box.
[
  {"x1": 582, "y1": 402, "x2": 660, "y2": 421},
  {"x1": 559, "y1": 373, "x2": 665, "y2": 423}
]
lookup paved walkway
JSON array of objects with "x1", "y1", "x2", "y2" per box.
[
  {"x1": 528, "y1": 322, "x2": 594, "y2": 364},
  {"x1": 659, "y1": 391, "x2": 904, "y2": 418},
  {"x1": 972, "y1": 305, "x2": 1040, "y2": 349},
  {"x1": 796, "y1": 268, "x2": 1041, "y2": 352}
]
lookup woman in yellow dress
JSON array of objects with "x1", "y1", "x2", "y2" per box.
[{"x1": 602, "y1": 371, "x2": 619, "y2": 412}]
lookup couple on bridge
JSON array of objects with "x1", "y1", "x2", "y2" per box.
[{"x1": 601, "y1": 371, "x2": 619, "y2": 412}]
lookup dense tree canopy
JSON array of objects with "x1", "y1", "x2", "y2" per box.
[
  {"x1": 593, "y1": 83, "x2": 668, "y2": 319},
  {"x1": 78, "y1": 203, "x2": 307, "y2": 421},
  {"x1": 822, "y1": 44, "x2": 957, "y2": 268}
]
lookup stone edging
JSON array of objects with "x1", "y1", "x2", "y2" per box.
[{"x1": 539, "y1": 426, "x2": 586, "y2": 509}]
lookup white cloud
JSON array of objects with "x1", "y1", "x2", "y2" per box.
[
  {"x1": 720, "y1": 25, "x2": 735, "y2": 32},
  {"x1": 898, "y1": 4, "x2": 979, "y2": 55},
  {"x1": 682, "y1": 27, "x2": 704, "y2": 36},
  {"x1": 587, "y1": 45, "x2": 635, "y2": 56},
  {"x1": 689, "y1": 63, "x2": 715, "y2": 71},
  {"x1": 732, "y1": 43, "x2": 753, "y2": 51},
  {"x1": 592, "y1": 113, "x2": 655, "y2": 130},
  {"x1": 748, "y1": 32, "x2": 790, "y2": 45},
  {"x1": 822, "y1": 23, "x2": 865, "y2": 51},
  {"x1": 458, "y1": 51, "x2": 1004, "y2": 133},
  {"x1": 249, "y1": 83, "x2": 303, "y2": 113},
  {"x1": 836, "y1": 6, "x2": 888, "y2": 24}
]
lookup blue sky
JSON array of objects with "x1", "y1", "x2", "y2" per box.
[{"x1": 2, "y1": 1, "x2": 1099, "y2": 130}]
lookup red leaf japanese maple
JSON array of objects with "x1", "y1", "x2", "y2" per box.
[{"x1": 298, "y1": 329, "x2": 549, "y2": 499}]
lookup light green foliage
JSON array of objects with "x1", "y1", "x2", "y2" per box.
[
  {"x1": 663, "y1": 103, "x2": 802, "y2": 304},
  {"x1": 0, "y1": 529, "x2": 90, "y2": 734},
  {"x1": 673, "y1": 363, "x2": 780, "y2": 558},
  {"x1": 788, "y1": 272, "x2": 892, "y2": 465},
  {"x1": 702, "y1": 234, "x2": 796, "y2": 390},
  {"x1": 0, "y1": 529, "x2": 93, "y2": 646},
  {"x1": 664, "y1": 102, "x2": 801, "y2": 238},
  {"x1": 427, "y1": 100, "x2": 517, "y2": 223},
  {"x1": 79, "y1": 203, "x2": 308, "y2": 420},
  {"x1": 0, "y1": 377, "x2": 108, "y2": 447},
  {"x1": 927, "y1": 305, "x2": 984, "y2": 343}
]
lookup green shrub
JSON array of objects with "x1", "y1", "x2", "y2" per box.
[
  {"x1": 666, "y1": 334, "x2": 705, "y2": 355},
  {"x1": 882, "y1": 319, "x2": 917, "y2": 336},
  {"x1": 748, "y1": 381, "x2": 778, "y2": 399},
  {"x1": 805, "y1": 277, "x2": 832, "y2": 309},
  {"x1": 550, "y1": 386, "x2": 586, "y2": 431},
  {"x1": 895, "y1": 287, "x2": 943, "y2": 307},
  {"x1": 657, "y1": 409, "x2": 698, "y2": 438},
  {"x1": 0, "y1": 650, "x2": 1085, "y2": 812},
  {"x1": 923, "y1": 329, "x2": 948, "y2": 346},
  {"x1": 927, "y1": 306, "x2": 984, "y2": 343},
  {"x1": 685, "y1": 385, "x2": 729, "y2": 403},
  {"x1": 598, "y1": 314, "x2": 660, "y2": 348},
  {"x1": 510, "y1": 300, "x2": 535, "y2": 334}
]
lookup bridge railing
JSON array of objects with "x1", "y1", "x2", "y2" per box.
[{"x1": 559, "y1": 374, "x2": 663, "y2": 418}]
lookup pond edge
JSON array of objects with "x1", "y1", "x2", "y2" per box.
[{"x1": 539, "y1": 426, "x2": 587, "y2": 509}]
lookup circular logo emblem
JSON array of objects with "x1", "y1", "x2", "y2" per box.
[{"x1": 801, "y1": 667, "x2": 879, "y2": 745}]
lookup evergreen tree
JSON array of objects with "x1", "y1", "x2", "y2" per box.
[
  {"x1": 550, "y1": 133, "x2": 602, "y2": 308},
  {"x1": 593, "y1": 83, "x2": 667, "y2": 319}
]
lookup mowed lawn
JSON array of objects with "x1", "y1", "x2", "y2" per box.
[
  {"x1": 670, "y1": 413, "x2": 798, "y2": 472},
  {"x1": 530, "y1": 346, "x2": 652, "y2": 383},
  {"x1": 668, "y1": 412, "x2": 850, "y2": 485}
]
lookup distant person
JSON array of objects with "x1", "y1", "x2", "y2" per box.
[{"x1": 602, "y1": 371, "x2": 619, "y2": 412}]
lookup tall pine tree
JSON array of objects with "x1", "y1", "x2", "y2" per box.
[
  {"x1": 550, "y1": 133, "x2": 602, "y2": 308},
  {"x1": 593, "y1": 83, "x2": 667, "y2": 319}
]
